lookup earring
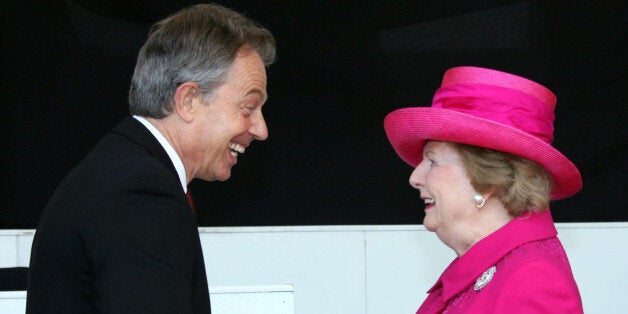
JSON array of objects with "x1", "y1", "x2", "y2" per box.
[{"x1": 474, "y1": 193, "x2": 486, "y2": 209}]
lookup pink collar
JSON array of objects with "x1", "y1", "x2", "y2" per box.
[{"x1": 428, "y1": 210, "x2": 557, "y2": 301}]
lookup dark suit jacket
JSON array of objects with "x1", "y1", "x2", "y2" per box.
[{"x1": 27, "y1": 117, "x2": 211, "y2": 313}]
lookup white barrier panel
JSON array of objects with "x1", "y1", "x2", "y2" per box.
[
  {"x1": 210, "y1": 285, "x2": 294, "y2": 314},
  {"x1": 0, "y1": 286, "x2": 293, "y2": 314},
  {"x1": 0, "y1": 230, "x2": 34, "y2": 268},
  {"x1": 200, "y1": 226, "x2": 369, "y2": 314},
  {"x1": 0, "y1": 291, "x2": 25, "y2": 314},
  {"x1": 1, "y1": 223, "x2": 627, "y2": 314}
]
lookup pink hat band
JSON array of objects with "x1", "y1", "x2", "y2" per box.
[{"x1": 432, "y1": 83, "x2": 555, "y2": 144}]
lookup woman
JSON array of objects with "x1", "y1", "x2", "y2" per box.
[{"x1": 384, "y1": 66, "x2": 584, "y2": 313}]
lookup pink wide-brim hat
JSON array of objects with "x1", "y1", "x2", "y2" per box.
[{"x1": 384, "y1": 66, "x2": 582, "y2": 200}]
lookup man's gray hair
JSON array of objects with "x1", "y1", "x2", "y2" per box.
[{"x1": 129, "y1": 4, "x2": 276, "y2": 118}]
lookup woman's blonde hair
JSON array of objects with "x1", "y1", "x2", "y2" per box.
[{"x1": 452, "y1": 143, "x2": 553, "y2": 216}]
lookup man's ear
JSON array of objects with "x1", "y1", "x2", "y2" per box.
[{"x1": 173, "y1": 82, "x2": 199, "y2": 122}]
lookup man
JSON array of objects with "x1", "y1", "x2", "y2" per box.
[{"x1": 26, "y1": 4, "x2": 276, "y2": 313}]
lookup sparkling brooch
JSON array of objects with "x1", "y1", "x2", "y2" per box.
[{"x1": 474, "y1": 266, "x2": 497, "y2": 291}]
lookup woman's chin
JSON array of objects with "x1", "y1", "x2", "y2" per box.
[{"x1": 422, "y1": 218, "x2": 437, "y2": 232}]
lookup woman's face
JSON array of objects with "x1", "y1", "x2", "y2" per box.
[{"x1": 409, "y1": 141, "x2": 479, "y2": 245}]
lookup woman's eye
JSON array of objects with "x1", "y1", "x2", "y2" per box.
[{"x1": 242, "y1": 106, "x2": 255, "y2": 115}]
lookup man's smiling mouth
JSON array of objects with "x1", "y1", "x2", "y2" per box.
[{"x1": 229, "y1": 142, "x2": 245, "y2": 157}]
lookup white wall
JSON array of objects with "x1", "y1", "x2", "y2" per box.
[{"x1": 1, "y1": 223, "x2": 627, "y2": 314}]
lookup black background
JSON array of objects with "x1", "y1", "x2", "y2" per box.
[{"x1": 2, "y1": 0, "x2": 626, "y2": 228}]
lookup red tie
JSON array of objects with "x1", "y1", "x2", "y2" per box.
[{"x1": 186, "y1": 190, "x2": 197, "y2": 215}]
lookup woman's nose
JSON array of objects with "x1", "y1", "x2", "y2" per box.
[{"x1": 409, "y1": 162, "x2": 425, "y2": 189}]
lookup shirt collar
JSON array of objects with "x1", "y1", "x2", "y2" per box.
[
  {"x1": 428, "y1": 209, "x2": 558, "y2": 300},
  {"x1": 133, "y1": 115, "x2": 188, "y2": 192}
]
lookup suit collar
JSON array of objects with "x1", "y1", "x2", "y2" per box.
[{"x1": 112, "y1": 116, "x2": 179, "y2": 183}]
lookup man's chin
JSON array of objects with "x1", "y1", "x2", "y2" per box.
[
  {"x1": 214, "y1": 169, "x2": 232, "y2": 181},
  {"x1": 198, "y1": 168, "x2": 232, "y2": 182}
]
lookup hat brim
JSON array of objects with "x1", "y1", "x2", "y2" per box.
[{"x1": 384, "y1": 107, "x2": 582, "y2": 200}]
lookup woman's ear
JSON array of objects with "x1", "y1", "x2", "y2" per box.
[
  {"x1": 485, "y1": 186, "x2": 497, "y2": 199},
  {"x1": 173, "y1": 82, "x2": 200, "y2": 122}
]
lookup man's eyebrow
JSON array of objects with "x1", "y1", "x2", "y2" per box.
[{"x1": 247, "y1": 88, "x2": 267, "y2": 103}]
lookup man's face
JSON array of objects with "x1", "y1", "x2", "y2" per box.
[{"x1": 189, "y1": 48, "x2": 268, "y2": 181}]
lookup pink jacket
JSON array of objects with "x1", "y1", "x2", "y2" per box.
[{"x1": 417, "y1": 210, "x2": 583, "y2": 313}]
